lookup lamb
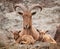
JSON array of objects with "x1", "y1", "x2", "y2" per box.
[
  {"x1": 38, "y1": 30, "x2": 56, "y2": 44},
  {"x1": 14, "y1": 4, "x2": 42, "y2": 43},
  {"x1": 12, "y1": 31, "x2": 21, "y2": 41},
  {"x1": 12, "y1": 31, "x2": 35, "y2": 44},
  {"x1": 20, "y1": 35, "x2": 36, "y2": 44}
]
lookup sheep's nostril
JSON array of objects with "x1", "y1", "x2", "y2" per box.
[
  {"x1": 23, "y1": 25, "x2": 27, "y2": 29},
  {"x1": 24, "y1": 25, "x2": 31, "y2": 29}
]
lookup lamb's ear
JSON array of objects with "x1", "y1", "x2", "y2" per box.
[
  {"x1": 10, "y1": 31, "x2": 16, "y2": 34},
  {"x1": 10, "y1": 31, "x2": 15, "y2": 35},
  {"x1": 10, "y1": 30, "x2": 21, "y2": 34},
  {"x1": 10, "y1": 31, "x2": 13, "y2": 33},
  {"x1": 46, "y1": 30, "x2": 49, "y2": 33}
]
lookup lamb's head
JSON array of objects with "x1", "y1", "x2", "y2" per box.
[{"x1": 14, "y1": 4, "x2": 42, "y2": 29}]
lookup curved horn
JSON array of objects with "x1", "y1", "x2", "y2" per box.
[
  {"x1": 14, "y1": 4, "x2": 27, "y2": 11},
  {"x1": 30, "y1": 4, "x2": 42, "y2": 11}
]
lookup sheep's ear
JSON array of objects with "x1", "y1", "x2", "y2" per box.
[
  {"x1": 18, "y1": 12, "x2": 23, "y2": 15},
  {"x1": 32, "y1": 11, "x2": 36, "y2": 15},
  {"x1": 10, "y1": 31, "x2": 17, "y2": 34}
]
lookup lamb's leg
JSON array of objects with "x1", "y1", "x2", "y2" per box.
[
  {"x1": 43, "y1": 35, "x2": 57, "y2": 44},
  {"x1": 16, "y1": 36, "x2": 22, "y2": 43},
  {"x1": 49, "y1": 37, "x2": 57, "y2": 44}
]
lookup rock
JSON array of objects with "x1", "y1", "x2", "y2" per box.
[{"x1": 54, "y1": 24, "x2": 60, "y2": 42}]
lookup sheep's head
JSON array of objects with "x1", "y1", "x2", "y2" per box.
[{"x1": 14, "y1": 4, "x2": 42, "y2": 29}]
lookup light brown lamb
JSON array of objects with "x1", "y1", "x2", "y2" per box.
[
  {"x1": 39, "y1": 30, "x2": 56, "y2": 44},
  {"x1": 20, "y1": 35, "x2": 36, "y2": 44}
]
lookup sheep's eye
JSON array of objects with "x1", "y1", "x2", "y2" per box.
[
  {"x1": 18, "y1": 12, "x2": 23, "y2": 15},
  {"x1": 32, "y1": 12, "x2": 36, "y2": 15}
]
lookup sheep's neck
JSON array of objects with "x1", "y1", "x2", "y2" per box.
[{"x1": 23, "y1": 17, "x2": 32, "y2": 34}]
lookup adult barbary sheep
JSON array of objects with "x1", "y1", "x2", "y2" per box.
[{"x1": 14, "y1": 4, "x2": 42, "y2": 43}]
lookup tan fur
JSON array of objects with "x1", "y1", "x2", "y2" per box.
[
  {"x1": 12, "y1": 30, "x2": 23, "y2": 43},
  {"x1": 12, "y1": 32, "x2": 36, "y2": 44},
  {"x1": 20, "y1": 35, "x2": 36, "y2": 44},
  {"x1": 39, "y1": 30, "x2": 56, "y2": 44},
  {"x1": 14, "y1": 4, "x2": 42, "y2": 41},
  {"x1": 13, "y1": 32, "x2": 19, "y2": 40}
]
